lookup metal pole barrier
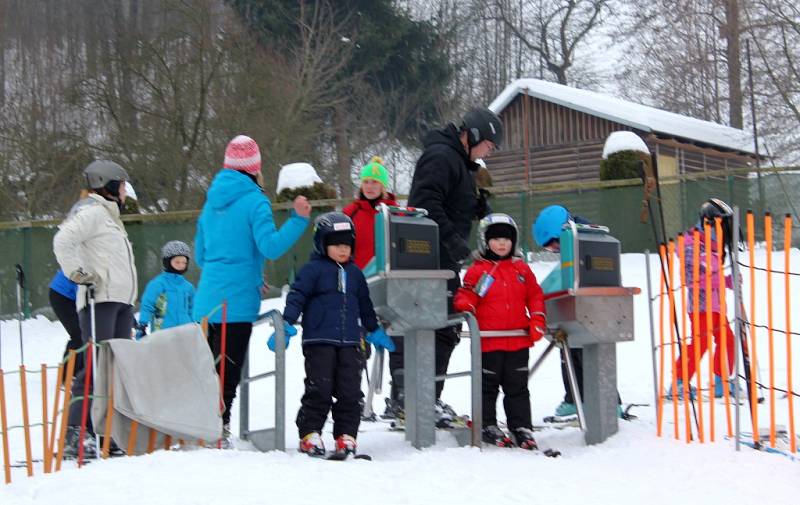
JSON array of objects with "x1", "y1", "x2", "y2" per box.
[
  {"x1": 559, "y1": 333, "x2": 586, "y2": 431},
  {"x1": 644, "y1": 250, "x2": 660, "y2": 421},
  {"x1": 88, "y1": 285, "x2": 100, "y2": 459}
]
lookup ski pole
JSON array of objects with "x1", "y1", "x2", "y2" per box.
[
  {"x1": 88, "y1": 284, "x2": 100, "y2": 459},
  {"x1": 15, "y1": 264, "x2": 25, "y2": 365}
]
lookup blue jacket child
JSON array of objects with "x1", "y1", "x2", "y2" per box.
[
  {"x1": 136, "y1": 241, "x2": 196, "y2": 338},
  {"x1": 273, "y1": 212, "x2": 394, "y2": 457}
]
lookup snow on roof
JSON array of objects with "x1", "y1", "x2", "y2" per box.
[
  {"x1": 489, "y1": 78, "x2": 758, "y2": 154},
  {"x1": 276, "y1": 162, "x2": 323, "y2": 194},
  {"x1": 603, "y1": 131, "x2": 650, "y2": 159}
]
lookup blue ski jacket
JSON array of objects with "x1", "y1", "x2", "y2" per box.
[
  {"x1": 138, "y1": 271, "x2": 196, "y2": 331},
  {"x1": 193, "y1": 169, "x2": 309, "y2": 323},
  {"x1": 283, "y1": 252, "x2": 378, "y2": 346}
]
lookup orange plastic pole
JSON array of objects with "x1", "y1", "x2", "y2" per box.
[
  {"x1": 764, "y1": 213, "x2": 777, "y2": 447},
  {"x1": 102, "y1": 366, "x2": 114, "y2": 459},
  {"x1": 127, "y1": 421, "x2": 139, "y2": 455},
  {"x1": 163, "y1": 435, "x2": 173, "y2": 451},
  {"x1": 704, "y1": 221, "x2": 715, "y2": 441},
  {"x1": 746, "y1": 211, "x2": 760, "y2": 445},
  {"x1": 668, "y1": 240, "x2": 680, "y2": 439},
  {"x1": 40, "y1": 364, "x2": 49, "y2": 474},
  {"x1": 678, "y1": 234, "x2": 693, "y2": 442},
  {"x1": 715, "y1": 218, "x2": 733, "y2": 437},
  {"x1": 55, "y1": 351, "x2": 77, "y2": 471},
  {"x1": 46, "y1": 363, "x2": 64, "y2": 474},
  {"x1": 691, "y1": 229, "x2": 704, "y2": 442},
  {"x1": 784, "y1": 214, "x2": 796, "y2": 453},
  {"x1": 0, "y1": 371, "x2": 11, "y2": 484},
  {"x1": 657, "y1": 244, "x2": 667, "y2": 437},
  {"x1": 19, "y1": 365, "x2": 34, "y2": 477}
]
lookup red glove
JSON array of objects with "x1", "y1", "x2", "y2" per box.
[{"x1": 529, "y1": 313, "x2": 547, "y2": 343}]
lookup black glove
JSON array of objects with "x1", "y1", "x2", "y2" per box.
[
  {"x1": 444, "y1": 235, "x2": 471, "y2": 263},
  {"x1": 134, "y1": 322, "x2": 148, "y2": 340}
]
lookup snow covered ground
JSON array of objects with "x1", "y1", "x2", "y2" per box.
[{"x1": 1, "y1": 252, "x2": 798, "y2": 505}]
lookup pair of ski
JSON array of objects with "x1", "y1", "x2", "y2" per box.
[{"x1": 304, "y1": 450, "x2": 372, "y2": 461}]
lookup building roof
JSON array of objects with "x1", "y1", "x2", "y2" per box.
[{"x1": 489, "y1": 78, "x2": 758, "y2": 155}]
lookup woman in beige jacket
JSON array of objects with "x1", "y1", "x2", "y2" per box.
[{"x1": 53, "y1": 159, "x2": 136, "y2": 459}]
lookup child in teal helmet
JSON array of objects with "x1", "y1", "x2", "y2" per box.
[{"x1": 532, "y1": 205, "x2": 624, "y2": 419}]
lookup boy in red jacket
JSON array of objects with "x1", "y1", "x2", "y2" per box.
[{"x1": 454, "y1": 213, "x2": 547, "y2": 449}]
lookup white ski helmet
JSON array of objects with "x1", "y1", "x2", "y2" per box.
[{"x1": 477, "y1": 213, "x2": 521, "y2": 257}]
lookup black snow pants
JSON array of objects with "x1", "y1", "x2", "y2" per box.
[
  {"x1": 388, "y1": 269, "x2": 461, "y2": 403},
  {"x1": 296, "y1": 344, "x2": 364, "y2": 439},
  {"x1": 482, "y1": 348, "x2": 532, "y2": 430},
  {"x1": 206, "y1": 322, "x2": 253, "y2": 426},
  {"x1": 68, "y1": 302, "x2": 134, "y2": 426},
  {"x1": 49, "y1": 288, "x2": 85, "y2": 375}
]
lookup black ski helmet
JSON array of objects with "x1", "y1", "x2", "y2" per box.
[
  {"x1": 312, "y1": 212, "x2": 355, "y2": 255},
  {"x1": 699, "y1": 198, "x2": 736, "y2": 255},
  {"x1": 461, "y1": 107, "x2": 504, "y2": 148}
]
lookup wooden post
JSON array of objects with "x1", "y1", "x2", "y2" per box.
[
  {"x1": 147, "y1": 429, "x2": 157, "y2": 454},
  {"x1": 19, "y1": 365, "x2": 34, "y2": 476},
  {"x1": 127, "y1": 421, "x2": 139, "y2": 456},
  {"x1": 0, "y1": 371, "x2": 12, "y2": 484},
  {"x1": 55, "y1": 352, "x2": 77, "y2": 471},
  {"x1": 102, "y1": 366, "x2": 114, "y2": 459},
  {"x1": 46, "y1": 364, "x2": 64, "y2": 474},
  {"x1": 40, "y1": 364, "x2": 50, "y2": 473}
]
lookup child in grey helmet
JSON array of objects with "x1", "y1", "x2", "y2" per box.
[{"x1": 135, "y1": 240, "x2": 196, "y2": 339}]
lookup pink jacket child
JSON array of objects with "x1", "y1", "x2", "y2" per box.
[{"x1": 672, "y1": 199, "x2": 738, "y2": 399}]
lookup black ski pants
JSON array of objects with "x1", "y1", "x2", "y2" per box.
[
  {"x1": 206, "y1": 322, "x2": 252, "y2": 426},
  {"x1": 68, "y1": 302, "x2": 134, "y2": 426},
  {"x1": 49, "y1": 288, "x2": 85, "y2": 375},
  {"x1": 388, "y1": 269, "x2": 460, "y2": 402},
  {"x1": 482, "y1": 348, "x2": 532, "y2": 430},
  {"x1": 296, "y1": 344, "x2": 363, "y2": 439}
]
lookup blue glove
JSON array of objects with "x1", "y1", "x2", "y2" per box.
[
  {"x1": 134, "y1": 322, "x2": 147, "y2": 341},
  {"x1": 267, "y1": 321, "x2": 298, "y2": 351},
  {"x1": 365, "y1": 327, "x2": 395, "y2": 352}
]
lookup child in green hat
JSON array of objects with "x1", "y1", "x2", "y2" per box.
[{"x1": 342, "y1": 156, "x2": 399, "y2": 272}]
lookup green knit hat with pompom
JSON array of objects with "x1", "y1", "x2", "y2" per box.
[{"x1": 359, "y1": 156, "x2": 389, "y2": 188}]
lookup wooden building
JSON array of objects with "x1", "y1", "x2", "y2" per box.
[{"x1": 486, "y1": 79, "x2": 759, "y2": 187}]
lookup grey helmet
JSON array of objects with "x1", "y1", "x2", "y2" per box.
[
  {"x1": 84, "y1": 160, "x2": 129, "y2": 190},
  {"x1": 161, "y1": 240, "x2": 191, "y2": 273},
  {"x1": 477, "y1": 213, "x2": 521, "y2": 257}
]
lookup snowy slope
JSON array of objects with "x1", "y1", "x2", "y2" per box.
[{"x1": 1, "y1": 252, "x2": 798, "y2": 505}]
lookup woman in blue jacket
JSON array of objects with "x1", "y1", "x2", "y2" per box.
[
  {"x1": 193, "y1": 135, "x2": 311, "y2": 445},
  {"x1": 135, "y1": 241, "x2": 196, "y2": 339}
]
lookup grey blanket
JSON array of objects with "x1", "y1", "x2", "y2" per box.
[{"x1": 92, "y1": 323, "x2": 222, "y2": 455}]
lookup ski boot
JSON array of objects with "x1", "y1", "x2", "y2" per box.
[
  {"x1": 482, "y1": 425, "x2": 514, "y2": 448},
  {"x1": 554, "y1": 401, "x2": 577, "y2": 417},
  {"x1": 298, "y1": 432, "x2": 326, "y2": 457},
  {"x1": 713, "y1": 375, "x2": 738, "y2": 398},
  {"x1": 99, "y1": 437, "x2": 126, "y2": 457},
  {"x1": 216, "y1": 423, "x2": 234, "y2": 450},
  {"x1": 435, "y1": 399, "x2": 458, "y2": 428},
  {"x1": 382, "y1": 397, "x2": 405, "y2": 421},
  {"x1": 63, "y1": 426, "x2": 97, "y2": 460},
  {"x1": 666, "y1": 379, "x2": 696, "y2": 401},
  {"x1": 332, "y1": 435, "x2": 357, "y2": 457},
  {"x1": 511, "y1": 428, "x2": 539, "y2": 450}
]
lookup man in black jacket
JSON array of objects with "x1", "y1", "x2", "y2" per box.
[{"x1": 386, "y1": 107, "x2": 504, "y2": 423}]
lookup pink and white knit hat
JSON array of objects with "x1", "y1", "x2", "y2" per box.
[{"x1": 223, "y1": 135, "x2": 261, "y2": 174}]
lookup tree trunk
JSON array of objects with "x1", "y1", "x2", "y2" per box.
[
  {"x1": 725, "y1": 0, "x2": 743, "y2": 128},
  {"x1": 334, "y1": 105, "x2": 353, "y2": 198}
]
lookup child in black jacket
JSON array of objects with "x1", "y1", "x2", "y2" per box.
[{"x1": 270, "y1": 212, "x2": 395, "y2": 458}]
